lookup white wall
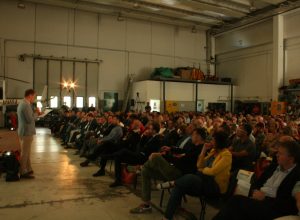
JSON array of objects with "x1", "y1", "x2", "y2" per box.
[
  {"x1": 215, "y1": 19, "x2": 273, "y2": 102},
  {"x1": 284, "y1": 9, "x2": 300, "y2": 85},
  {"x1": 0, "y1": 0, "x2": 207, "y2": 103},
  {"x1": 198, "y1": 84, "x2": 233, "y2": 111},
  {"x1": 216, "y1": 8, "x2": 300, "y2": 102},
  {"x1": 132, "y1": 80, "x2": 233, "y2": 111}
]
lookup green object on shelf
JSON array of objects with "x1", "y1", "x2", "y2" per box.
[{"x1": 151, "y1": 67, "x2": 174, "y2": 78}]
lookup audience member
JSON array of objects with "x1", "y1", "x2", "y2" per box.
[
  {"x1": 213, "y1": 139, "x2": 300, "y2": 220},
  {"x1": 229, "y1": 123, "x2": 256, "y2": 171},
  {"x1": 130, "y1": 127, "x2": 207, "y2": 214},
  {"x1": 160, "y1": 129, "x2": 232, "y2": 220}
]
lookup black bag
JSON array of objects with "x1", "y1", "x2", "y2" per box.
[
  {"x1": 0, "y1": 154, "x2": 4, "y2": 176},
  {"x1": 3, "y1": 152, "x2": 20, "y2": 182}
]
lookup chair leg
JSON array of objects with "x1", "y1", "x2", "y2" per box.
[
  {"x1": 133, "y1": 174, "x2": 138, "y2": 190},
  {"x1": 199, "y1": 198, "x2": 206, "y2": 220},
  {"x1": 160, "y1": 189, "x2": 165, "y2": 207},
  {"x1": 183, "y1": 195, "x2": 188, "y2": 203},
  {"x1": 109, "y1": 160, "x2": 113, "y2": 173}
]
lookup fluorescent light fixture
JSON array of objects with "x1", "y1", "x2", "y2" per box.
[
  {"x1": 17, "y1": 1, "x2": 25, "y2": 9},
  {"x1": 162, "y1": 0, "x2": 177, "y2": 5},
  {"x1": 145, "y1": 6, "x2": 161, "y2": 11},
  {"x1": 185, "y1": 15, "x2": 219, "y2": 24},
  {"x1": 202, "y1": 10, "x2": 227, "y2": 18}
]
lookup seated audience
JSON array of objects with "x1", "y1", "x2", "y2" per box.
[
  {"x1": 159, "y1": 129, "x2": 232, "y2": 220},
  {"x1": 229, "y1": 123, "x2": 256, "y2": 172},
  {"x1": 91, "y1": 119, "x2": 142, "y2": 177},
  {"x1": 130, "y1": 127, "x2": 207, "y2": 214},
  {"x1": 79, "y1": 116, "x2": 123, "y2": 174},
  {"x1": 253, "y1": 122, "x2": 266, "y2": 158},
  {"x1": 50, "y1": 105, "x2": 300, "y2": 220},
  {"x1": 213, "y1": 139, "x2": 300, "y2": 220},
  {"x1": 106, "y1": 122, "x2": 162, "y2": 187},
  {"x1": 162, "y1": 120, "x2": 179, "y2": 146}
]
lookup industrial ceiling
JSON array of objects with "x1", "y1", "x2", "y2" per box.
[{"x1": 22, "y1": 0, "x2": 300, "y2": 33}]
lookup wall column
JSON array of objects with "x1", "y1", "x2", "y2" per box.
[{"x1": 272, "y1": 15, "x2": 284, "y2": 101}]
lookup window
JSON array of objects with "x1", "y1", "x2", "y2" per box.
[
  {"x1": 88, "y1": 97, "x2": 96, "y2": 108},
  {"x1": 76, "y1": 97, "x2": 84, "y2": 108},
  {"x1": 37, "y1": 96, "x2": 42, "y2": 110},
  {"x1": 63, "y1": 96, "x2": 71, "y2": 108},
  {"x1": 150, "y1": 99, "x2": 160, "y2": 112},
  {"x1": 50, "y1": 96, "x2": 58, "y2": 108}
]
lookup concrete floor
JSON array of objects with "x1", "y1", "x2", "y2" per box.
[{"x1": 0, "y1": 128, "x2": 218, "y2": 220}]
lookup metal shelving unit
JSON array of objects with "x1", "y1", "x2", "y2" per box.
[{"x1": 149, "y1": 78, "x2": 234, "y2": 113}]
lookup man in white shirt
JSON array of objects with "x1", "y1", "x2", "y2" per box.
[{"x1": 214, "y1": 139, "x2": 300, "y2": 220}]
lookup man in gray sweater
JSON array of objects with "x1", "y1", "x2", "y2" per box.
[{"x1": 17, "y1": 89, "x2": 36, "y2": 179}]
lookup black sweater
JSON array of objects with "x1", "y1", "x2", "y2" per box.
[
  {"x1": 137, "y1": 135, "x2": 162, "y2": 162},
  {"x1": 165, "y1": 143, "x2": 203, "y2": 175}
]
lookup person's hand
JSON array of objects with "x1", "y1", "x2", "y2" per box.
[
  {"x1": 149, "y1": 152, "x2": 161, "y2": 161},
  {"x1": 173, "y1": 153, "x2": 185, "y2": 159},
  {"x1": 202, "y1": 143, "x2": 213, "y2": 153},
  {"x1": 252, "y1": 190, "x2": 265, "y2": 201},
  {"x1": 161, "y1": 146, "x2": 171, "y2": 152}
]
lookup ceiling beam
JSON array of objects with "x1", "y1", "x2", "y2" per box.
[
  {"x1": 24, "y1": 0, "x2": 213, "y2": 28},
  {"x1": 212, "y1": 0, "x2": 300, "y2": 35},
  {"x1": 191, "y1": 0, "x2": 250, "y2": 14},
  {"x1": 82, "y1": 0, "x2": 221, "y2": 24},
  {"x1": 122, "y1": 0, "x2": 223, "y2": 23},
  {"x1": 255, "y1": 0, "x2": 285, "y2": 4}
]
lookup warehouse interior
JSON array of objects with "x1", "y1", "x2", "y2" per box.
[{"x1": 0, "y1": 0, "x2": 300, "y2": 220}]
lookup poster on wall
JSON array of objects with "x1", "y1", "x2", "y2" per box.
[
  {"x1": 197, "y1": 100, "x2": 204, "y2": 112},
  {"x1": 166, "y1": 101, "x2": 178, "y2": 113},
  {"x1": 103, "y1": 92, "x2": 118, "y2": 112}
]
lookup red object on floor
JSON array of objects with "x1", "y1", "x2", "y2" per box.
[
  {"x1": 10, "y1": 114, "x2": 18, "y2": 129},
  {"x1": 121, "y1": 165, "x2": 137, "y2": 184}
]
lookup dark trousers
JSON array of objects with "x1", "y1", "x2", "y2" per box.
[
  {"x1": 87, "y1": 141, "x2": 119, "y2": 162},
  {"x1": 213, "y1": 195, "x2": 288, "y2": 220},
  {"x1": 112, "y1": 149, "x2": 145, "y2": 182},
  {"x1": 99, "y1": 142, "x2": 121, "y2": 171},
  {"x1": 80, "y1": 137, "x2": 97, "y2": 156},
  {"x1": 165, "y1": 172, "x2": 220, "y2": 220}
]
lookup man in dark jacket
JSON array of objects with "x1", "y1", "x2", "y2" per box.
[
  {"x1": 162, "y1": 120, "x2": 179, "y2": 147},
  {"x1": 213, "y1": 139, "x2": 300, "y2": 220},
  {"x1": 73, "y1": 113, "x2": 98, "y2": 150},
  {"x1": 130, "y1": 127, "x2": 207, "y2": 214},
  {"x1": 108, "y1": 122, "x2": 162, "y2": 188},
  {"x1": 80, "y1": 115, "x2": 123, "y2": 170},
  {"x1": 90, "y1": 119, "x2": 142, "y2": 177}
]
